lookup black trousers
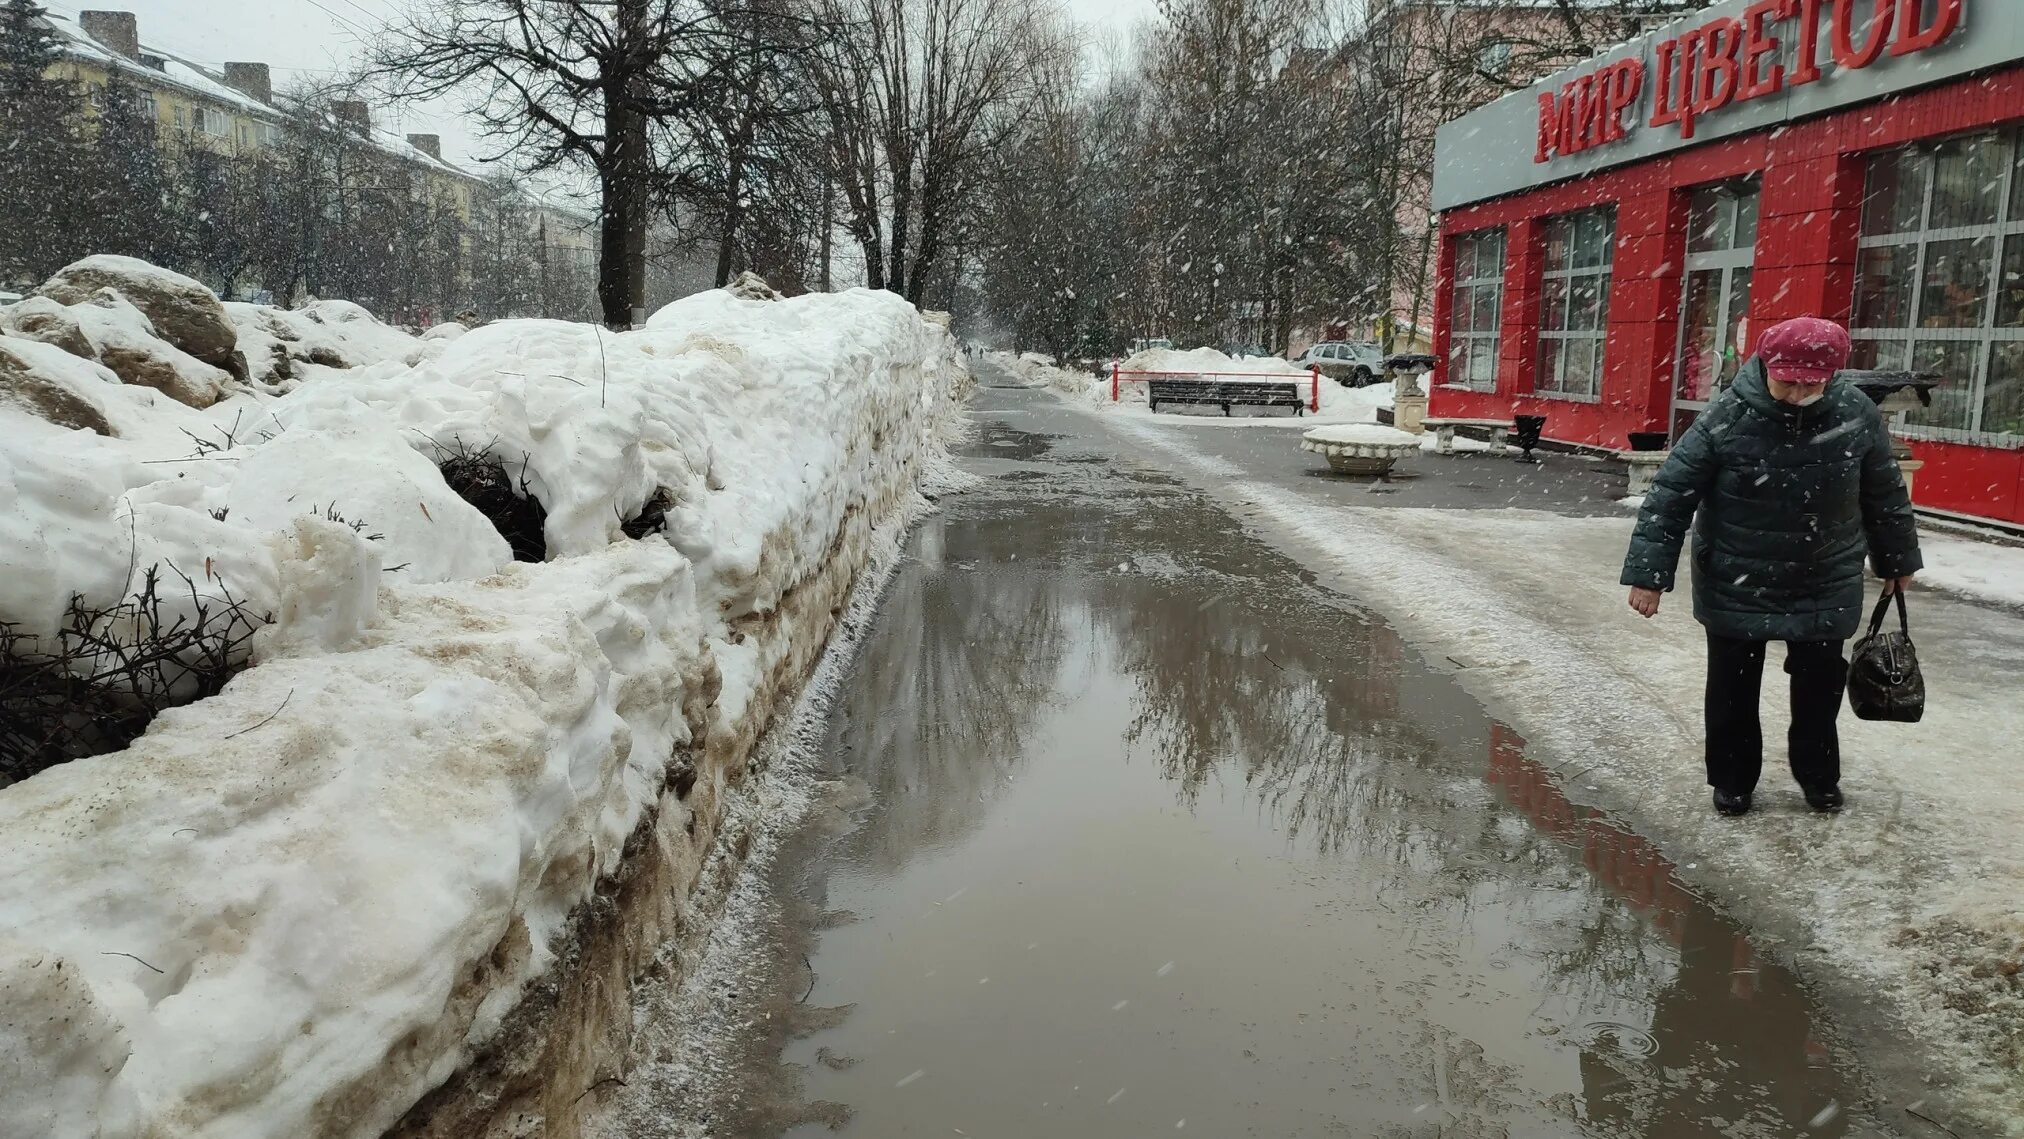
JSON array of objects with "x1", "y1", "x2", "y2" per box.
[{"x1": 1704, "y1": 633, "x2": 1849, "y2": 796}]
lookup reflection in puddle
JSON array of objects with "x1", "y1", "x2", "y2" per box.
[{"x1": 752, "y1": 419, "x2": 1879, "y2": 1139}]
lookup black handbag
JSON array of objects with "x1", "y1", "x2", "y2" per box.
[{"x1": 1848, "y1": 588, "x2": 1925, "y2": 723}]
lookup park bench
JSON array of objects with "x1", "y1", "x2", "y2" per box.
[
  {"x1": 1422, "y1": 416, "x2": 1514, "y2": 454},
  {"x1": 1147, "y1": 377, "x2": 1307, "y2": 416}
]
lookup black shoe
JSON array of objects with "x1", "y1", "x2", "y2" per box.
[
  {"x1": 1803, "y1": 786, "x2": 1844, "y2": 813},
  {"x1": 1713, "y1": 789, "x2": 1752, "y2": 817}
]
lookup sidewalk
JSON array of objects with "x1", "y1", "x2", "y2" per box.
[{"x1": 1098, "y1": 408, "x2": 2024, "y2": 1137}]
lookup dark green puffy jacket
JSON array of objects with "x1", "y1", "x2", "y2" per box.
[{"x1": 1621, "y1": 359, "x2": 1923, "y2": 642}]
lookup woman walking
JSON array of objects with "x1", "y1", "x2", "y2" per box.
[{"x1": 1622, "y1": 317, "x2": 1922, "y2": 816}]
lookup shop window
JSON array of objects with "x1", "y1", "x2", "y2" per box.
[
  {"x1": 1447, "y1": 228, "x2": 1505, "y2": 392},
  {"x1": 1537, "y1": 208, "x2": 1615, "y2": 400},
  {"x1": 1677, "y1": 183, "x2": 1758, "y2": 408},
  {"x1": 1853, "y1": 130, "x2": 2024, "y2": 442}
]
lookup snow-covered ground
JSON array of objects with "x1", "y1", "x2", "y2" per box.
[
  {"x1": 0, "y1": 263, "x2": 968, "y2": 1136},
  {"x1": 1086, "y1": 403, "x2": 2024, "y2": 1136},
  {"x1": 1919, "y1": 530, "x2": 2024, "y2": 609}
]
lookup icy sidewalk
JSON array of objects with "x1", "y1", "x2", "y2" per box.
[{"x1": 1100, "y1": 414, "x2": 2024, "y2": 1137}]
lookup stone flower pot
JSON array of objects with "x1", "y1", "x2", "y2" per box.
[{"x1": 1301, "y1": 424, "x2": 1421, "y2": 477}]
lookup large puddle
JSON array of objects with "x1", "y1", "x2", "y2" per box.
[{"x1": 682, "y1": 403, "x2": 1884, "y2": 1137}]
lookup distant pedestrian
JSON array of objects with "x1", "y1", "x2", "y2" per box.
[{"x1": 1621, "y1": 317, "x2": 1922, "y2": 817}]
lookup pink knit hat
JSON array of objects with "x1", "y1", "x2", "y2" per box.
[{"x1": 1758, "y1": 317, "x2": 1851, "y2": 385}]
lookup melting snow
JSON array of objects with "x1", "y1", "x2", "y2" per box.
[{"x1": 0, "y1": 286, "x2": 969, "y2": 1135}]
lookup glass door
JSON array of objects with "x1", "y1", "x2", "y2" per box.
[{"x1": 1672, "y1": 183, "x2": 1760, "y2": 438}]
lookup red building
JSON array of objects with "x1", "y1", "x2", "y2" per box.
[{"x1": 1429, "y1": 0, "x2": 2024, "y2": 528}]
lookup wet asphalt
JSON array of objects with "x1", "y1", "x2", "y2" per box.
[
  {"x1": 1117, "y1": 403, "x2": 1637, "y2": 517},
  {"x1": 661, "y1": 378, "x2": 1895, "y2": 1138}
]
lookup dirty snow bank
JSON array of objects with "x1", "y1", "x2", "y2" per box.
[
  {"x1": 1102, "y1": 413, "x2": 2024, "y2": 1137},
  {"x1": 226, "y1": 299, "x2": 426, "y2": 389},
  {"x1": 0, "y1": 283, "x2": 968, "y2": 1137},
  {"x1": 0, "y1": 257, "x2": 424, "y2": 403}
]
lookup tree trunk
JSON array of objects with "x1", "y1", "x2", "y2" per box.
[
  {"x1": 860, "y1": 230, "x2": 885, "y2": 292},
  {"x1": 598, "y1": 0, "x2": 652, "y2": 329},
  {"x1": 819, "y1": 174, "x2": 833, "y2": 292},
  {"x1": 714, "y1": 146, "x2": 745, "y2": 289},
  {"x1": 597, "y1": 159, "x2": 633, "y2": 329},
  {"x1": 888, "y1": 155, "x2": 912, "y2": 299},
  {"x1": 596, "y1": 106, "x2": 651, "y2": 328},
  {"x1": 1403, "y1": 218, "x2": 1435, "y2": 354}
]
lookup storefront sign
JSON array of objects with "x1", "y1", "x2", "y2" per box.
[{"x1": 1536, "y1": 0, "x2": 1966, "y2": 163}]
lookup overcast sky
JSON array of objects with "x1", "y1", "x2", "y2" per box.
[{"x1": 52, "y1": 0, "x2": 1164, "y2": 176}]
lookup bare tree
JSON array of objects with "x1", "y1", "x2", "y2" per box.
[
  {"x1": 653, "y1": 0, "x2": 831, "y2": 288},
  {"x1": 369, "y1": 0, "x2": 743, "y2": 327},
  {"x1": 972, "y1": 47, "x2": 1147, "y2": 359},
  {"x1": 805, "y1": 0, "x2": 1069, "y2": 305},
  {"x1": 1379, "y1": 0, "x2": 1707, "y2": 96}
]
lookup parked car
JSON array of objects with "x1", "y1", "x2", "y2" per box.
[
  {"x1": 1128, "y1": 337, "x2": 1175, "y2": 354},
  {"x1": 1291, "y1": 341, "x2": 1385, "y2": 386}
]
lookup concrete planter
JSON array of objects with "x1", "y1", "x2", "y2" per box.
[
  {"x1": 1392, "y1": 393, "x2": 1429, "y2": 434},
  {"x1": 1898, "y1": 457, "x2": 1925, "y2": 499},
  {"x1": 1625, "y1": 450, "x2": 1669, "y2": 497},
  {"x1": 1301, "y1": 426, "x2": 1421, "y2": 477}
]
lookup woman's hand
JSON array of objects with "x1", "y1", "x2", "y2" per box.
[
  {"x1": 1629, "y1": 587, "x2": 1662, "y2": 618},
  {"x1": 1882, "y1": 575, "x2": 1917, "y2": 596}
]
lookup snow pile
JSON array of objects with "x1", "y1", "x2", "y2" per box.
[
  {"x1": 226, "y1": 299, "x2": 425, "y2": 389},
  {"x1": 0, "y1": 278, "x2": 968, "y2": 1136},
  {"x1": 1118, "y1": 345, "x2": 1306, "y2": 379},
  {"x1": 990, "y1": 349, "x2": 1096, "y2": 398},
  {"x1": 35, "y1": 255, "x2": 241, "y2": 381},
  {"x1": 3, "y1": 261, "x2": 237, "y2": 408},
  {"x1": 0, "y1": 256, "x2": 423, "y2": 405}
]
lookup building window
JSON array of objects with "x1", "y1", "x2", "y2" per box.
[
  {"x1": 1447, "y1": 228, "x2": 1505, "y2": 392},
  {"x1": 1676, "y1": 182, "x2": 1759, "y2": 408},
  {"x1": 1537, "y1": 208, "x2": 1616, "y2": 400},
  {"x1": 172, "y1": 103, "x2": 188, "y2": 130},
  {"x1": 1477, "y1": 40, "x2": 1513, "y2": 79},
  {"x1": 1853, "y1": 130, "x2": 2024, "y2": 443},
  {"x1": 196, "y1": 107, "x2": 230, "y2": 138}
]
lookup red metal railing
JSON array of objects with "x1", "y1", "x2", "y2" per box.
[{"x1": 1110, "y1": 362, "x2": 1322, "y2": 413}]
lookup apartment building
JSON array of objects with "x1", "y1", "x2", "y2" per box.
[
  {"x1": 32, "y1": 8, "x2": 599, "y2": 306},
  {"x1": 47, "y1": 10, "x2": 482, "y2": 205}
]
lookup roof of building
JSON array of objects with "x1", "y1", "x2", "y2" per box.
[{"x1": 46, "y1": 9, "x2": 275, "y2": 116}]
